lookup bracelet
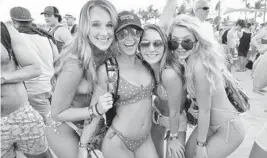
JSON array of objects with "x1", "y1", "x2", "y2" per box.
[
  {"x1": 88, "y1": 106, "x2": 96, "y2": 119},
  {"x1": 94, "y1": 103, "x2": 103, "y2": 116},
  {"x1": 196, "y1": 139, "x2": 207, "y2": 147},
  {"x1": 169, "y1": 132, "x2": 179, "y2": 141},
  {"x1": 78, "y1": 141, "x2": 87, "y2": 148}
]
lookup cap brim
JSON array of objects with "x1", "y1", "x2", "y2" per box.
[
  {"x1": 116, "y1": 23, "x2": 143, "y2": 33},
  {"x1": 11, "y1": 17, "x2": 34, "y2": 22},
  {"x1": 41, "y1": 11, "x2": 59, "y2": 15}
]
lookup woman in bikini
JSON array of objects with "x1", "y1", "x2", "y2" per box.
[
  {"x1": 46, "y1": 1, "x2": 117, "y2": 157},
  {"x1": 96, "y1": 11, "x2": 158, "y2": 158},
  {"x1": 140, "y1": 24, "x2": 187, "y2": 158},
  {"x1": 168, "y1": 15, "x2": 246, "y2": 158},
  {"x1": 251, "y1": 28, "x2": 267, "y2": 95}
]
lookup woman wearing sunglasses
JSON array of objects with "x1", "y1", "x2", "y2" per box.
[
  {"x1": 96, "y1": 11, "x2": 158, "y2": 158},
  {"x1": 168, "y1": 15, "x2": 246, "y2": 158},
  {"x1": 46, "y1": 1, "x2": 117, "y2": 157},
  {"x1": 139, "y1": 24, "x2": 187, "y2": 158}
]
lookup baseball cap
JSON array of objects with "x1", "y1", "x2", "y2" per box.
[
  {"x1": 64, "y1": 14, "x2": 76, "y2": 19},
  {"x1": 10, "y1": 7, "x2": 33, "y2": 22},
  {"x1": 115, "y1": 11, "x2": 143, "y2": 33},
  {"x1": 41, "y1": 6, "x2": 60, "y2": 15}
]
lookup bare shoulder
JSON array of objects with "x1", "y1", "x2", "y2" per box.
[
  {"x1": 5, "y1": 24, "x2": 24, "y2": 44},
  {"x1": 162, "y1": 68, "x2": 180, "y2": 83},
  {"x1": 56, "y1": 26, "x2": 70, "y2": 34}
]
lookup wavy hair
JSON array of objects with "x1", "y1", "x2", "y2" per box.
[
  {"x1": 168, "y1": 14, "x2": 227, "y2": 96},
  {"x1": 51, "y1": 0, "x2": 118, "y2": 90}
]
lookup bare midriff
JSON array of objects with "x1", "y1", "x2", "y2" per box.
[
  {"x1": 1, "y1": 45, "x2": 28, "y2": 116},
  {"x1": 112, "y1": 97, "x2": 153, "y2": 139}
]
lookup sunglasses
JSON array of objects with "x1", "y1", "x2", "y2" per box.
[
  {"x1": 168, "y1": 39, "x2": 196, "y2": 51},
  {"x1": 200, "y1": 7, "x2": 209, "y2": 10},
  {"x1": 139, "y1": 40, "x2": 164, "y2": 49},
  {"x1": 116, "y1": 27, "x2": 143, "y2": 40}
]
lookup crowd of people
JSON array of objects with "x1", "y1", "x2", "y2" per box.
[{"x1": 1, "y1": 0, "x2": 267, "y2": 158}]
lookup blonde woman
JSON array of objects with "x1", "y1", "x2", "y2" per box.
[
  {"x1": 46, "y1": 1, "x2": 117, "y2": 157},
  {"x1": 167, "y1": 15, "x2": 246, "y2": 158},
  {"x1": 140, "y1": 24, "x2": 187, "y2": 158}
]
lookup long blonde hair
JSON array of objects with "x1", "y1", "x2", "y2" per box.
[
  {"x1": 168, "y1": 15, "x2": 226, "y2": 95},
  {"x1": 51, "y1": 0, "x2": 118, "y2": 90}
]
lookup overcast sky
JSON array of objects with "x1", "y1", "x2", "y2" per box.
[{"x1": 0, "y1": 0, "x2": 246, "y2": 23}]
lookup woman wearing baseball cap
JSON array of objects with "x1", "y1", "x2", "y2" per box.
[
  {"x1": 41, "y1": 6, "x2": 72, "y2": 53},
  {"x1": 96, "y1": 10, "x2": 159, "y2": 158},
  {"x1": 46, "y1": 0, "x2": 117, "y2": 158}
]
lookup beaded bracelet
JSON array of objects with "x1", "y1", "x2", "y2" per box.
[
  {"x1": 169, "y1": 132, "x2": 179, "y2": 141},
  {"x1": 88, "y1": 106, "x2": 96, "y2": 120},
  {"x1": 196, "y1": 139, "x2": 207, "y2": 147}
]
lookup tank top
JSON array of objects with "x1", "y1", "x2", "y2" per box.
[{"x1": 49, "y1": 25, "x2": 65, "y2": 53}]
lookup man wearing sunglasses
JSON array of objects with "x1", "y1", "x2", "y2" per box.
[
  {"x1": 193, "y1": 0, "x2": 213, "y2": 35},
  {"x1": 193, "y1": 0, "x2": 210, "y2": 22}
]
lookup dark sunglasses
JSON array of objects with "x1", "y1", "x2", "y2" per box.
[
  {"x1": 168, "y1": 39, "x2": 196, "y2": 51},
  {"x1": 139, "y1": 40, "x2": 164, "y2": 49},
  {"x1": 116, "y1": 27, "x2": 143, "y2": 40},
  {"x1": 200, "y1": 7, "x2": 209, "y2": 10}
]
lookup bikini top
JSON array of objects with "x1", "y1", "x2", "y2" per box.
[{"x1": 115, "y1": 75, "x2": 155, "y2": 106}]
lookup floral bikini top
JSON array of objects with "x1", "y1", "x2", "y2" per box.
[{"x1": 115, "y1": 75, "x2": 155, "y2": 106}]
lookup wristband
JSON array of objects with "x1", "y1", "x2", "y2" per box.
[
  {"x1": 95, "y1": 103, "x2": 103, "y2": 116},
  {"x1": 196, "y1": 139, "x2": 207, "y2": 147},
  {"x1": 78, "y1": 141, "x2": 87, "y2": 148},
  {"x1": 169, "y1": 132, "x2": 179, "y2": 141},
  {"x1": 88, "y1": 106, "x2": 96, "y2": 119}
]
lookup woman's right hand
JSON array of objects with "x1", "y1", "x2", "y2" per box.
[
  {"x1": 167, "y1": 139, "x2": 185, "y2": 158},
  {"x1": 188, "y1": 102, "x2": 199, "y2": 119},
  {"x1": 96, "y1": 92, "x2": 113, "y2": 115}
]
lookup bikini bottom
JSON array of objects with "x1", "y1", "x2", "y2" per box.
[
  {"x1": 109, "y1": 125, "x2": 149, "y2": 152},
  {"x1": 209, "y1": 115, "x2": 243, "y2": 143}
]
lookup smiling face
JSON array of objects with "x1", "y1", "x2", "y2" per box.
[
  {"x1": 88, "y1": 6, "x2": 114, "y2": 51},
  {"x1": 171, "y1": 26, "x2": 197, "y2": 59},
  {"x1": 117, "y1": 26, "x2": 142, "y2": 56},
  {"x1": 140, "y1": 29, "x2": 164, "y2": 64}
]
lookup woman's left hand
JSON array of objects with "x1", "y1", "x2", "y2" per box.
[
  {"x1": 167, "y1": 139, "x2": 185, "y2": 158},
  {"x1": 195, "y1": 146, "x2": 208, "y2": 158}
]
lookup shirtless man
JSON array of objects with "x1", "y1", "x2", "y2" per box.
[{"x1": 1, "y1": 23, "x2": 51, "y2": 158}]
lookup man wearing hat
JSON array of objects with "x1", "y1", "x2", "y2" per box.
[
  {"x1": 10, "y1": 6, "x2": 58, "y2": 127},
  {"x1": 41, "y1": 6, "x2": 72, "y2": 53},
  {"x1": 64, "y1": 14, "x2": 78, "y2": 36},
  {"x1": 1, "y1": 8, "x2": 53, "y2": 157}
]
